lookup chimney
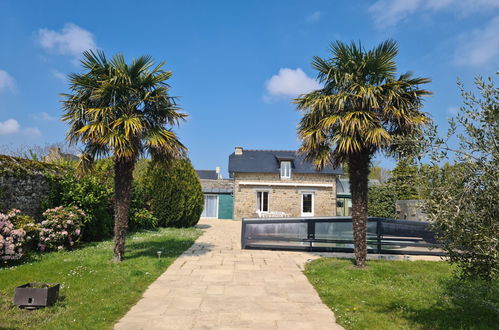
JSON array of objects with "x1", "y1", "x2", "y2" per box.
[
  {"x1": 235, "y1": 146, "x2": 243, "y2": 155},
  {"x1": 215, "y1": 166, "x2": 222, "y2": 179}
]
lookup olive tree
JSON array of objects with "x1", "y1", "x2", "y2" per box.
[{"x1": 421, "y1": 76, "x2": 498, "y2": 280}]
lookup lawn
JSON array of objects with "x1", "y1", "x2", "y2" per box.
[
  {"x1": 304, "y1": 258, "x2": 498, "y2": 330},
  {"x1": 0, "y1": 227, "x2": 201, "y2": 330}
]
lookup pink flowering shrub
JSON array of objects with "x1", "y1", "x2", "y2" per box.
[
  {"x1": 0, "y1": 209, "x2": 26, "y2": 262},
  {"x1": 39, "y1": 206, "x2": 85, "y2": 252}
]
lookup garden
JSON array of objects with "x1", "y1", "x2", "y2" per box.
[
  {"x1": 0, "y1": 154, "x2": 205, "y2": 328},
  {"x1": 0, "y1": 227, "x2": 200, "y2": 329}
]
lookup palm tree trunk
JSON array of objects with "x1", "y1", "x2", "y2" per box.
[
  {"x1": 348, "y1": 151, "x2": 371, "y2": 268},
  {"x1": 113, "y1": 157, "x2": 135, "y2": 262}
]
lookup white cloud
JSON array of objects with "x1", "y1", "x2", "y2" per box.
[
  {"x1": 38, "y1": 23, "x2": 96, "y2": 58},
  {"x1": 0, "y1": 118, "x2": 41, "y2": 137},
  {"x1": 36, "y1": 112, "x2": 59, "y2": 121},
  {"x1": 369, "y1": 0, "x2": 499, "y2": 28},
  {"x1": 22, "y1": 127, "x2": 42, "y2": 137},
  {"x1": 52, "y1": 70, "x2": 67, "y2": 82},
  {"x1": 0, "y1": 70, "x2": 16, "y2": 93},
  {"x1": 454, "y1": 15, "x2": 499, "y2": 67},
  {"x1": 265, "y1": 68, "x2": 321, "y2": 102},
  {"x1": 0, "y1": 119, "x2": 20, "y2": 135},
  {"x1": 306, "y1": 11, "x2": 323, "y2": 23}
]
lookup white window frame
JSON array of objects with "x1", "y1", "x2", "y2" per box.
[
  {"x1": 256, "y1": 191, "x2": 270, "y2": 213},
  {"x1": 280, "y1": 161, "x2": 291, "y2": 179},
  {"x1": 301, "y1": 191, "x2": 314, "y2": 217},
  {"x1": 202, "y1": 194, "x2": 219, "y2": 218}
]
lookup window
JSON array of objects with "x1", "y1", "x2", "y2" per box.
[
  {"x1": 280, "y1": 161, "x2": 291, "y2": 178},
  {"x1": 256, "y1": 191, "x2": 269, "y2": 212},
  {"x1": 301, "y1": 192, "x2": 314, "y2": 216},
  {"x1": 201, "y1": 195, "x2": 219, "y2": 218},
  {"x1": 336, "y1": 197, "x2": 352, "y2": 216}
]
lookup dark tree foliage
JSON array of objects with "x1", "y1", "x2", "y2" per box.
[
  {"x1": 145, "y1": 159, "x2": 203, "y2": 228},
  {"x1": 368, "y1": 184, "x2": 397, "y2": 218},
  {"x1": 388, "y1": 159, "x2": 420, "y2": 200}
]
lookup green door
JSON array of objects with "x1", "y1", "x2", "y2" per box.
[{"x1": 218, "y1": 194, "x2": 233, "y2": 219}]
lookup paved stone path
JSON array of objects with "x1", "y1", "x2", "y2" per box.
[{"x1": 115, "y1": 219, "x2": 343, "y2": 330}]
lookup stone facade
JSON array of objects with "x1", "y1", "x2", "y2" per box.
[
  {"x1": 396, "y1": 200, "x2": 428, "y2": 221},
  {"x1": 199, "y1": 179, "x2": 234, "y2": 193},
  {"x1": 0, "y1": 155, "x2": 62, "y2": 220},
  {"x1": 233, "y1": 172, "x2": 337, "y2": 220}
]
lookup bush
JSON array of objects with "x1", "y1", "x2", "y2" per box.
[
  {"x1": 145, "y1": 159, "x2": 203, "y2": 227},
  {"x1": 44, "y1": 166, "x2": 114, "y2": 242},
  {"x1": 0, "y1": 209, "x2": 26, "y2": 263},
  {"x1": 128, "y1": 178, "x2": 158, "y2": 231},
  {"x1": 129, "y1": 209, "x2": 158, "y2": 231},
  {"x1": 368, "y1": 184, "x2": 397, "y2": 218},
  {"x1": 11, "y1": 214, "x2": 39, "y2": 252},
  {"x1": 39, "y1": 206, "x2": 85, "y2": 252}
]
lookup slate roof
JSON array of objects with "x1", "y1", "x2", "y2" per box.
[
  {"x1": 196, "y1": 170, "x2": 219, "y2": 180},
  {"x1": 199, "y1": 179, "x2": 233, "y2": 193},
  {"x1": 228, "y1": 149, "x2": 343, "y2": 177}
]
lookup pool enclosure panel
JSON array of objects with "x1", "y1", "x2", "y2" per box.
[{"x1": 241, "y1": 217, "x2": 443, "y2": 256}]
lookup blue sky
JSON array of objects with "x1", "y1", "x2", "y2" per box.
[{"x1": 0, "y1": 0, "x2": 498, "y2": 175}]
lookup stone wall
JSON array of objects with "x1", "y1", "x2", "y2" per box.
[
  {"x1": 0, "y1": 155, "x2": 62, "y2": 219},
  {"x1": 396, "y1": 200, "x2": 428, "y2": 221},
  {"x1": 199, "y1": 178, "x2": 233, "y2": 193},
  {"x1": 233, "y1": 172, "x2": 337, "y2": 220}
]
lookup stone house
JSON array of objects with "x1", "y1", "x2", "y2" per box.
[
  {"x1": 42, "y1": 146, "x2": 78, "y2": 163},
  {"x1": 196, "y1": 168, "x2": 234, "y2": 219},
  {"x1": 228, "y1": 147, "x2": 342, "y2": 220}
]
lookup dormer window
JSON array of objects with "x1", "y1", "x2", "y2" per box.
[{"x1": 280, "y1": 161, "x2": 291, "y2": 179}]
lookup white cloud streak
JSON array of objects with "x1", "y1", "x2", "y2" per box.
[
  {"x1": 36, "y1": 112, "x2": 59, "y2": 121},
  {"x1": 454, "y1": 15, "x2": 499, "y2": 67},
  {"x1": 306, "y1": 11, "x2": 323, "y2": 23},
  {"x1": 0, "y1": 119, "x2": 41, "y2": 137},
  {"x1": 38, "y1": 23, "x2": 96, "y2": 58},
  {"x1": 369, "y1": 0, "x2": 499, "y2": 28},
  {"x1": 52, "y1": 70, "x2": 67, "y2": 82},
  {"x1": 265, "y1": 68, "x2": 321, "y2": 102},
  {"x1": 0, "y1": 70, "x2": 16, "y2": 93}
]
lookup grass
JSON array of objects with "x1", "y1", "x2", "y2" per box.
[
  {"x1": 304, "y1": 258, "x2": 498, "y2": 330},
  {"x1": 0, "y1": 227, "x2": 201, "y2": 330}
]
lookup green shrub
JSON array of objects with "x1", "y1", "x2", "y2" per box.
[
  {"x1": 128, "y1": 178, "x2": 158, "y2": 231},
  {"x1": 129, "y1": 209, "x2": 158, "y2": 231},
  {"x1": 0, "y1": 209, "x2": 26, "y2": 264},
  {"x1": 145, "y1": 159, "x2": 203, "y2": 227},
  {"x1": 39, "y1": 206, "x2": 85, "y2": 251},
  {"x1": 368, "y1": 184, "x2": 397, "y2": 218},
  {"x1": 44, "y1": 166, "x2": 114, "y2": 242},
  {"x1": 11, "y1": 214, "x2": 39, "y2": 251}
]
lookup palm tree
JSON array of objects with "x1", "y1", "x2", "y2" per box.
[
  {"x1": 62, "y1": 50, "x2": 187, "y2": 262},
  {"x1": 295, "y1": 40, "x2": 431, "y2": 267}
]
